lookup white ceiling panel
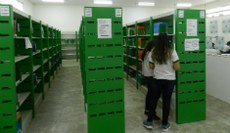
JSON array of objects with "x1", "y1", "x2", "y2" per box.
[{"x1": 28, "y1": 0, "x2": 217, "y2": 8}]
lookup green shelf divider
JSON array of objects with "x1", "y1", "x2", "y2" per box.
[{"x1": 79, "y1": 7, "x2": 125, "y2": 133}]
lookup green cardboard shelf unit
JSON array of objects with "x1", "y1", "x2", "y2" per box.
[
  {"x1": 79, "y1": 7, "x2": 125, "y2": 133},
  {"x1": 0, "y1": 5, "x2": 62, "y2": 133},
  {"x1": 123, "y1": 9, "x2": 206, "y2": 124}
]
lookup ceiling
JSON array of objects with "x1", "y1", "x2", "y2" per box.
[{"x1": 28, "y1": 0, "x2": 217, "y2": 8}]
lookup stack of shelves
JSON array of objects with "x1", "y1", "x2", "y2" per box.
[
  {"x1": 123, "y1": 9, "x2": 206, "y2": 124},
  {"x1": 0, "y1": 5, "x2": 62, "y2": 133},
  {"x1": 79, "y1": 7, "x2": 125, "y2": 133},
  {"x1": 61, "y1": 34, "x2": 76, "y2": 60}
]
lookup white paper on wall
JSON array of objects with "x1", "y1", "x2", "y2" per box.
[
  {"x1": 185, "y1": 38, "x2": 200, "y2": 51},
  {"x1": 97, "y1": 18, "x2": 112, "y2": 39},
  {"x1": 187, "y1": 19, "x2": 197, "y2": 36},
  {"x1": 85, "y1": 8, "x2": 92, "y2": 17},
  {"x1": 178, "y1": 10, "x2": 184, "y2": 18},
  {"x1": 0, "y1": 6, "x2": 10, "y2": 16},
  {"x1": 200, "y1": 11, "x2": 205, "y2": 19},
  {"x1": 115, "y1": 9, "x2": 122, "y2": 17}
]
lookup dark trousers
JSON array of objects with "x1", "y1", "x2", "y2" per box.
[
  {"x1": 145, "y1": 76, "x2": 153, "y2": 112},
  {"x1": 147, "y1": 78, "x2": 175, "y2": 125},
  {"x1": 145, "y1": 77, "x2": 159, "y2": 116}
]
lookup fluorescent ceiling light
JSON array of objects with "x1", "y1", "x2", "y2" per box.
[
  {"x1": 207, "y1": 10, "x2": 230, "y2": 18},
  {"x1": 222, "y1": 10, "x2": 230, "y2": 16},
  {"x1": 207, "y1": 7, "x2": 223, "y2": 14},
  {"x1": 138, "y1": 2, "x2": 155, "y2": 6},
  {"x1": 176, "y1": 3, "x2": 192, "y2": 7},
  {"x1": 94, "y1": 0, "x2": 113, "y2": 5},
  {"x1": 207, "y1": 6, "x2": 230, "y2": 14},
  {"x1": 42, "y1": 0, "x2": 65, "y2": 3}
]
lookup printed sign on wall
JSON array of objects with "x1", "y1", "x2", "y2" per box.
[
  {"x1": 97, "y1": 18, "x2": 112, "y2": 39},
  {"x1": 185, "y1": 38, "x2": 199, "y2": 51},
  {"x1": 0, "y1": 6, "x2": 10, "y2": 16},
  {"x1": 187, "y1": 19, "x2": 198, "y2": 36}
]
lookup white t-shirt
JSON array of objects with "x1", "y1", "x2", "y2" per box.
[
  {"x1": 148, "y1": 49, "x2": 179, "y2": 80},
  {"x1": 142, "y1": 51, "x2": 154, "y2": 77},
  {"x1": 222, "y1": 45, "x2": 230, "y2": 52}
]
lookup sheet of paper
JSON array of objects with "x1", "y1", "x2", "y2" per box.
[
  {"x1": 97, "y1": 18, "x2": 112, "y2": 39},
  {"x1": 178, "y1": 10, "x2": 184, "y2": 18},
  {"x1": 200, "y1": 11, "x2": 205, "y2": 19},
  {"x1": 187, "y1": 19, "x2": 197, "y2": 36},
  {"x1": 185, "y1": 38, "x2": 200, "y2": 51},
  {"x1": 25, "y1": 37, "x2": 32, "y2": 49},
  {"x1": 116, "y1": 9, "x2": 122, "y2": 17},
  {"x1": 85, "y1": 8, "x2": 92, "y2": 17},
  {"x1": 0, "y1": 6, "x2": 10, "y2": 16}
]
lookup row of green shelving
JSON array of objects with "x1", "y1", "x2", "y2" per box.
[
  {"x1": 0, "y1": 5, "x2": 62, "y2": 133},
  {"x1": 123, "y1": 9, "x2": 206, "y2": 124}
]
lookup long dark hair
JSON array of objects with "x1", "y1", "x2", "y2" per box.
[
  {"x1": 141, "y1": 40, "x2": 155, "y2": 60},
  {"x1": 151, "y1": 33, "x2": 172, "y2": 64}
]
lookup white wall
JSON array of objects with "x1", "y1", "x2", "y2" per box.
[
  {"x1": 205, "y1": 14, "x2": 230, "y2": 104},
  {"x1": 21, "y1": 0, "x2": 33, "y2": 15},
  {"x1": 206, "y1": 55, "x2": 230, "y2": 104},
  {"x1": 32, "y1": 4, "x2": 83, "y2": 33},
  {"x1": 123, "y1": 7, "x2": 173, "y2": 25},
  {"x1": 32, "y1": 5, "x2": 174, "y2": 33}
]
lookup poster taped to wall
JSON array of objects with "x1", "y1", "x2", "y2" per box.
[
  {"x1": 0, "y1": 6, "x2": 10, "y2": 16},
  {"x1": 85, "y1": 8, "x2": 92, "y2": 17},
  {"x1": 97, "y1": 18, "x2": 112, "y2": 39},
  {"x1": 187, "y1": 19, "x2": 197, "y2": 36},
  {"x1": 185, "y1": 38, "x2": 199, "y2": 51}
]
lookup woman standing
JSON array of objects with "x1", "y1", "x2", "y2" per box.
[
  {"x1": 141, "y1": 40, "x2": 160, "y2": 120},
  {"x1": 143, "y1": 33, "x2": 180, "y2": 132}
]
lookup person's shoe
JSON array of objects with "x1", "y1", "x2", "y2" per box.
[
  {"x1": 153, "y1": 115, "x2": 160, "y2": 120},
  {"x1": 143, "y1": 120, "x2": 153, "y2": 130},
  {"x1": 162, "y1": 123, "x2": 170, "y2": 132}
]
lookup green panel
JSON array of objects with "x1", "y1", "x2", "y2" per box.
[
  {"x1": 0, "y1": 5, "x2": 17, "y2": 133},
  {"x1": 178, "y1": 52, "x2": 205, "y2": 62},
  {"x1": 176, "y1": 100, "x2": 206, "y2": 124},
  {"x1": 88, "y1": 112, "x2": 125, "y2": 133},
  {"x1": 179, "y1": 63, "x2": 205, "y2": 72},
  {"x1": 82, "y1": 7, "x2": 125, "y2": 133},
  {"x1": 175, "y1": 9, "x2": 206, "y2": 124}
]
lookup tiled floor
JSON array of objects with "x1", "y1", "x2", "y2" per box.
[{"x1": 27, "y1": 61, "x2": 230, "y2": 133}]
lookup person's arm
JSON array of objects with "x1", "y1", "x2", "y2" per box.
[
  {"x1": 172, "y1": 49, "x2": 180, "y2": 71},
  {"x1": 149, "y1": 62, "x2": 155, "y2": 69},
  {"x1": 173, "y1": 61, "x2": 180, "y2": 71},
  {"x1": 148, "y1": 50, "x2": 154, "y2": 69}
]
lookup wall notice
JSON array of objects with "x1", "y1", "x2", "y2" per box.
[
  {"x1": 185, "y1": 38, "x2": 200, "y2": 51},
  {"x1": 178, "y1": 10, "x2": 184, "y2": 18},
  {"x1": 0, "y1": 6, "x2": 10, "y2": 16},
  {"x1": 85, "y1": 8, "x2": 92, "y2": 17},
  {"x1": 97, "y1": 18, "x2": 112, "y2": 39},
  {"x1": 116, "y1": 9, "x2": 122, "y2": 17},
  {"x1": 200, "y1": 11, "x2": 205, "y2": 19},
  {"x1": 187, "y1": 19, "x2": 197, "y2": 36}
]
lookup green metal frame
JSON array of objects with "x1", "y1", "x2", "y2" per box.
[
  {"x1": 0, "y1": 5, "x2": 17, "y2": 133},
  {"x1": 80, "y1": 7, "x2": 125, "y2": 133},
  {"x1": 123, "y1": 9, "x2": 206, "y2": 124},
  {"x1": 0, "y1": 4, "x2": 62, "y2": 133},
  {"x1": 175, "y1": 9, "x2": 206, "y2": 124}
]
